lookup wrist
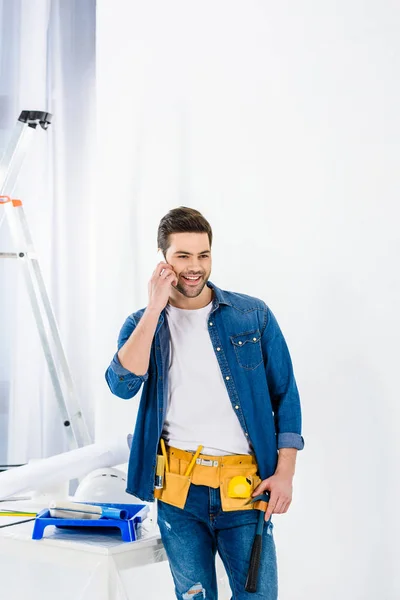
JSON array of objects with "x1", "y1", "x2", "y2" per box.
[
  {"x1": 146, "y1": 304, "x2": 163, "y2": 316},
  {"x1": 275, "y1": 468, "x2": 294, "y2": 480},
  {"x1": 275, "y1": 447, "x2": 297, "y2": 479}
]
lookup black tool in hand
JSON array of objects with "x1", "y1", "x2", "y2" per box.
[{"x1": 245, "y1": 492, "x2": 271, "y2": 593}]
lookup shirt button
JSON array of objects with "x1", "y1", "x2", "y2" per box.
[
  {"x1": 245, "y1": 433, "x2": 249, "y2": 436},
  {"x1": 238, "y1": 341, "x2": 242, "y2": 345},
  {"x1": 226, "y1": 376, "x2": 230, "y2": 381},
  {"x1": 209, "y1": 322, "x2": 213, "y2": 326},
  {"x1": 235, "y1": 405, "x2": 239, "y2": 409},
  {"x1": 253, "y1": 337, "x2": 257, "y2": 341},
  {"x1": 119, "y1": 376, "x2": 124, "y2": 381},
  {"x1": 216, "y1": 347, "x2": 221, "y2": 351}
]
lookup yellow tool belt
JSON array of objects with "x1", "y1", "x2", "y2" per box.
[{"x1": 154, "y1": 444, "x2": 262, "y2": 512}]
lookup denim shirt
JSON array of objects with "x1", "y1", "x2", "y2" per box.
[{"x1": 105, "y1": 280, "x2": 305, "y2": 502}]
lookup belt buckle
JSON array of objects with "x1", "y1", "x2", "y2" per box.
[{"x1": 196, "y1": 458, "x2": 219, "y2": 467}]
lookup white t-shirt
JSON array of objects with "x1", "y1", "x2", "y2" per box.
[{"x1": 162, "y1": 300, "x2": 252, "y2": 456}]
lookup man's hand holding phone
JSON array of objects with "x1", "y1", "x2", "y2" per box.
[{"x1": 148, "y1": 262, "x2": 178, "y2": 312}]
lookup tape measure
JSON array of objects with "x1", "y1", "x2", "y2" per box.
[{"x1": 228, "y1": 475, "x2": 253, "y2": 498}]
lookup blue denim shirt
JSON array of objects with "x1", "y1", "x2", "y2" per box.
[{"x1": 105, "y1": 280, "x2": 304, "y2": 502}]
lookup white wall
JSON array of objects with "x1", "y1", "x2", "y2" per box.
[{"x1": 96, "y1": 2, "x2": 400, "y2": 598}]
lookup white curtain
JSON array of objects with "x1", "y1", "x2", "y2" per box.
[
  {"x1": 0, "y1": 0, "x2": 96, "y2": 462},
  {"x1": 96, "y1": 2, "x2": 400, "y2": 599}
]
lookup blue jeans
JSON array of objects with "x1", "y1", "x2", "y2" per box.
[{"x1": 157, "y1": 483, "x2": 278, "y2": 600}]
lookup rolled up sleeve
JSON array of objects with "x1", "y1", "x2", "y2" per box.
[
  {"x1": 105, "y1": 314, "x2": 149, "y2": 399},
  {"x1": 261, "y1": 305, "x2": 305, "y2": 451},
  {"x1": 277, "y1": 432, "x2": 305, "y2": 450}
]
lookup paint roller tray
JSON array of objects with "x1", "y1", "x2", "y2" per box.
[{"x1": 32, "y1": 502, "x2": 149, "y2": 542}]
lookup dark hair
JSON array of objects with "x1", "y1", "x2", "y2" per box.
[{"x1": 157, "y1": 206, "x2": 213, "y2": 256}]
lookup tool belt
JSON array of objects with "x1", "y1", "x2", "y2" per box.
[{"x1": 154, "y1": 444, "x2": 262, "y2": 512}]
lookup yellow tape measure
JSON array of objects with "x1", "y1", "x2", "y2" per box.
[{"x1": 227, "y1": 475, "x2": 253, "y2": 498}]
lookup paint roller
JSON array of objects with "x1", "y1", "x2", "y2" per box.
[{"x1": 48, "y1": 500, "x2": 129, "y2": 520}]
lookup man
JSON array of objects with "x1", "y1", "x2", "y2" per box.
[{"x1": 105, "y1": 206, "x2": 304, "y2": 600}]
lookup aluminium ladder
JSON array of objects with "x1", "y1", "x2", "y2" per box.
[{"x1": 0, "y1": 111, "x2": 92, "y2": 450}]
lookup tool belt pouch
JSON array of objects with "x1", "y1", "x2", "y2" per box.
[
  {"x1": 157, "y1": 456, "x2": 191, "y2": 509},
  {"x1": 220, "y1": 464, "x2": 262, "y2": 512},
  {"x1": 158, "y1": 472, "x2": 191, "y2": 509}
]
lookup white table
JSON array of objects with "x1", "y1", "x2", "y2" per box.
[{"x1": 0, "y1": 501, "x2": 231, "y2": 600}]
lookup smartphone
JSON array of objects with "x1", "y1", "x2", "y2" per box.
[{"x1": 157, "y1": 250, "x2": 177, "y2": 281}]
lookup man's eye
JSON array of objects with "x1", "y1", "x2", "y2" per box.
[{"x1": 178, "y1": 255, "x2": 209, "y2": 259}]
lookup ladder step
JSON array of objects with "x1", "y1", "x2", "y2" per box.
[{"x1": 0, "y1": 252, "x2": 38, "y2": 259}]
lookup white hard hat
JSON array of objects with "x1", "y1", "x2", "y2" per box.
[{"x1": 74, "y1": 467, "x2": 141, "y2": 504}]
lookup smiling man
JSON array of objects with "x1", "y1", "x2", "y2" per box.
[
  {"x1": 167, "y1": 236, "x2": 212, "y2": 306},
  {"x1": 105, "y1": 206, "x2": 305, "y2": 600}
]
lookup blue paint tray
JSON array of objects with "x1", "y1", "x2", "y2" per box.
[{"x1": 32, "y1": 502, "x2": 149, "y2": 542}]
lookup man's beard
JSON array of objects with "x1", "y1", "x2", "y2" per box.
[{"x1": 173, "y1": 273, "x2": 209, "y2": 297}]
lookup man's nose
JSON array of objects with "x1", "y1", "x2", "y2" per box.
[{"x1": 188, "y1": 262, "x2": 202, "y2": 272}]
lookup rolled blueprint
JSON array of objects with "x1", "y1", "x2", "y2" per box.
[{"x1": 0, "y1": 439, "x2": 129, "y2": 500}]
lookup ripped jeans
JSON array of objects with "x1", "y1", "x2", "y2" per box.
[{"x1": 157, "y1": 482, "x2": 278, "y2": 600}]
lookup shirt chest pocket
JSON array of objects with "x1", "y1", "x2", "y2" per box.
[{"x1": 230, "y1": 329, "x2": 263, "y2": 370}]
